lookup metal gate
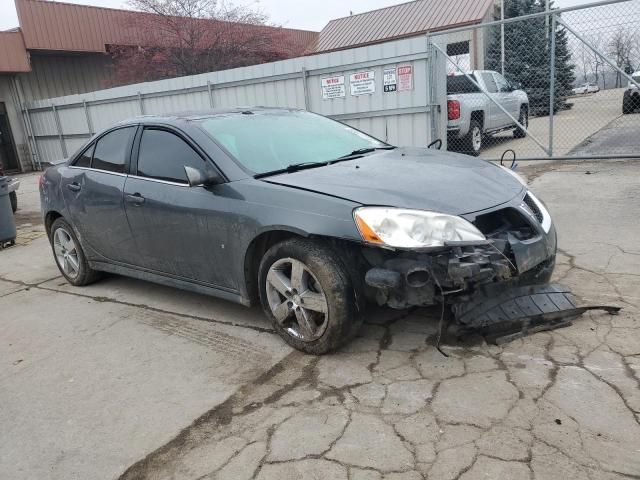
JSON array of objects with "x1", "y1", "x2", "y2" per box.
[{"x1": 428, "y1": 0, "x2": 640, "y2": 161}]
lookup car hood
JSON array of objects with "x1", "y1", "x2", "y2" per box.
[{"x1": 263, "y1": 148, "x2": 525, "y2": 215}]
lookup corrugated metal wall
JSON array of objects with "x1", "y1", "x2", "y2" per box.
[
  {"x1": 24, "y1": 36, "x2": 448, "y2": 165},
  {"x1": 19, "y1": 53, "x2": 113, "y2": 101}
]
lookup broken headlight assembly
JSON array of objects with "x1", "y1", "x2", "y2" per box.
[{"x1": 354, "y1": 207, "x2": 486, "y2": 248}]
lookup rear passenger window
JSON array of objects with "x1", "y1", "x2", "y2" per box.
[
  {"x1": 481, "y1": 73, "x2": 498, "y2": 93},
  {"x1": 137, "y1": 129, "x2": 205, "y2": 184},
  {"x1": 75, "y1": 144, "x2": 94, "y2": 168},
  {"x1": 92, "y1": 127, "x2": 135, "y2": 174}
]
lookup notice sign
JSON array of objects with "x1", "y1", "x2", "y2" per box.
[
  {"x1": 398, "y1": 65, "x2": 414, "y2": 91},
  {"x1": 383, "y1": 67, "x2": 397, "y2": 93},
  {"x1": 321, "y1": 76, "x2": 346, "y2": 100},
  {"x1": 350, "y1": 71, "x2": 376, "y2": 96}
]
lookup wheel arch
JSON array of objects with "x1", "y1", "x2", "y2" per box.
[
  {"x1": 470, "y1": 110, "x2": 485, "y2": 128},
  {"x1": 243, "y1": 227, "x2": 310, "y2": 304},
  {"x1": 44, "y1": 210, "x2": 64, "y2": 238}
]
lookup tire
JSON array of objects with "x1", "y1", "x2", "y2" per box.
[
  {"x1": 461, "y1": 119, "x2": 483, "y2": 156},
  {"x1": 9, "y1": 191, "x2": 17, "y2": 213},
  {"x1": 514, "y1": 106, "x2": 528, "y2": 139},
  {"x1": 258, "y1": 238, "x2": 362, "y2": 355},
  {"x1": 49, "y1": 218, "x2": 101, "y2": 286}
]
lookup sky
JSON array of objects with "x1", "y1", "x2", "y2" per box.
[{"x1": 0, "y1": 0, "x2": 607, "y2": 32}]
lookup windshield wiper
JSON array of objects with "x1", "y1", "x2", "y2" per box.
[
  {"x1": 254, "y1": 161, "x2": 329, "y2": 179},
  {"x1": 334, "y1": 146, "x2": 397, "y2": 161}
]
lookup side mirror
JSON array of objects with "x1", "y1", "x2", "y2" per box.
[{"x1": 184, "y1": 165, "x2": 224, "y2": 187}]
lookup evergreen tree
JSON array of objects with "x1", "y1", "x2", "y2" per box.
[{"x1": 486, "y1": 0, "x2": 575, "y2": 116}]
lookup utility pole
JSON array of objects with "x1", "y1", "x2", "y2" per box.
[
  {"x1": 545, "y1": 0, "x2": 550, "y2": 43},
  {"x1": 501, "y1": 0, "x2": 505, "y2": 75}
]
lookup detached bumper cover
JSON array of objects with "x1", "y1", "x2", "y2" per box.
[{"x1": 453, "y1": 283, "x2": 621, "y2": 344}]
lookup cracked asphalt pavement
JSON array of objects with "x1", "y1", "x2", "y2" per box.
[{"x1": 1, "y1": 161, "x2": 639, "y2": 480}]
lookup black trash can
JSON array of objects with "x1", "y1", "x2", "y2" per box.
[{"x1": 0, "y1": 176, "x2": 17, "y2": 247}]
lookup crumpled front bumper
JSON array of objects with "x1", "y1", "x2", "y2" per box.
[{"x1": 363, "y1": 190, "x2": 557, "y2": 309}]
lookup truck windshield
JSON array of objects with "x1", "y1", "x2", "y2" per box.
[{"x1": 447, "y1": 74, "x2": 480, "y2": 94}]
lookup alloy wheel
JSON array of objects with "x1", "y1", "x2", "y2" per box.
[
  {"x1": 265, "y1": 258, "x2": 329, "y2": 342},
  {"x1": 53, "y1": 228, "x2": 80, "y2": 279},
  {"x1": 472, "y1": 127, "x2": 482, "y2": 151}
]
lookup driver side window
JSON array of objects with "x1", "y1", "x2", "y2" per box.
[{"x1": 137, "y1": 129, "x2": 206, "y2": 184}]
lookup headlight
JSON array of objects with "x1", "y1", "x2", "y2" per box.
[
  {"x1": 500, "y1": 166, "x2": 527, "y2": 186},
  {"x1": 354, "y1": 207, "x2": 486, "y2": 248}
]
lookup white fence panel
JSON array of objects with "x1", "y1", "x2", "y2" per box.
[{"x1": 24, "y1": 36, "x2": 446, "y2": 164}]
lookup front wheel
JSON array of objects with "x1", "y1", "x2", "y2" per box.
[
  {"x1": 258, "y1": 238, "x2": 362, "y2": 355},
  {"x1": 514, "y1": 106, "x2": 528, "y2": 138}
]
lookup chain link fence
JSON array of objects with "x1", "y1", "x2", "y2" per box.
[{"x1": 430, "y1": 0, "x2": 640, "y2": 160}]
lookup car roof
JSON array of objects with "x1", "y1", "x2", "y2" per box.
[{"x1": 114, "y1": 107, "x2": 304, "y2": 127}]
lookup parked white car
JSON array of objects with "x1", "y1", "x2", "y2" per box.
[{"x1": 572, "y1": 83, "x2": 600, "y2": 95}]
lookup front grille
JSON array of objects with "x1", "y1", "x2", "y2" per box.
[
  {"x1": 523, "y1": 193, "x2": 544, "y2": 224},
  {"x1": 473, "y1": 207, "x2": 537, "y2": 241}
]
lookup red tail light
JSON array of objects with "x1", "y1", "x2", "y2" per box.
[
  {"x1": 38, "y1": 174, "x2": 45, "y2": 189},
  {"x1": 448, "y1": 100, "x2": 461, "y2": 121}
]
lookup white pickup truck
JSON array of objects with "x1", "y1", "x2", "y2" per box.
[{"x1": 447, "y1": 70, "x2": 529, "y2": 156}]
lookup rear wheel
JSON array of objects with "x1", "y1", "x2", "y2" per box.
[
  {"x1": 258, "y1": 238, "x2": 362, "y2": 355},
  {"x1": 461, "y1": 119, "x2": 483, "y2": 156},
  {"x1": 514, "y1": 106, "x2": 528, "y2": 138},
  {"x1": 50, "y1": 218, "x2": 101, "y2": 286},
  {"x1": 623, "y1": 91, "x2": 636, "y2": 114}
]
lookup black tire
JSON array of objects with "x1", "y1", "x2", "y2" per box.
[
  {"x1": 9, "y1": 191, "x2": 17, "y2": 213},
  {"x1": 461, "y1": 119, "x2": 482, "y2": 156},
  {"x1": 258, "y1": 238, "x2": 362, "y2": 355},
  {"x1": 49, "y1": 218, "x2": 101, "y2": 286},
  {"x1": 623, "y1": 91, "x2": 637, "y2": 114},
  {"x1": 514, "y1": 106, "x2": 528, "y2": 139}
]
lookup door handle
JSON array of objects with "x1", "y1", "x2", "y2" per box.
[
  {"x1": 125, "y1": 193, "x2": 145, "y2": 205},
  {"x1": 67, "y1": 183, "x2": 81, "y2": 192}
]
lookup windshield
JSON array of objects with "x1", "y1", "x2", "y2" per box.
[
  {"x1": 197, "y1": 110, "x2": 387, "y2": 174},
  {"x1": 632, "y1": 74, "x2": 640, "y2": 85}
]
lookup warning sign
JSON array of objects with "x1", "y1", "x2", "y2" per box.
[
  {"x1": 398, "y1": 65, "x2": 413, "y2": 92},
  {"x1": 383, "y1": 67, "x2": 397, "y2": 93},
  {"x1": 321, "y1": 76, "x2": 346, "y2": 100},
  {"x1": 350, "y1": 71, "x2": 376, "y2": 96}
]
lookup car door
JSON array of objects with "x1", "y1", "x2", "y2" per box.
[
  {"x1": 123, "y1": 126, "x2": 232, "y2": 288},
  {"x1": 493, "y1": 72, "x2": 520, "y2": 127},
  {"x1": 479, "y1": 72, "x2": 501, "y2": 129},
  {"x1": 62, "y1": 126, "x2": 139, "y2": 264}
]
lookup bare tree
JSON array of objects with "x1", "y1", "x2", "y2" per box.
[
  {"x1": 107, "y1": 0, "x2": 303, "y2": 85},
  {"x1": 608, "y1": 27, "x2": 638, "y2": 87}
]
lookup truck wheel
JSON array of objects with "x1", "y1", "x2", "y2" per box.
[
  {"x1": 462, "y1": 119, "x2": 483, "y2": 156},
  {"x1": 514, "y1": 106, "x2": 528, "y2": 138},
  {"x1": 9, "y1": 191, "x2": 17, "y2": 213},
  {"x1": 258, "y1": 238, "x2": 362, "y2": 355},
  {"x1": 623, "y1": 91, "x2": 634, "y2": 114}
]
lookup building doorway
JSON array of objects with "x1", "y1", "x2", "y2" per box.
[{"x1": 0, "y1": 102, "x2": 20, "y2": 172}]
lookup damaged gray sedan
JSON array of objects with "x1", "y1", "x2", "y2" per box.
[{"x1": 40, "y1": 108, "x2": 557, "y2": 354}]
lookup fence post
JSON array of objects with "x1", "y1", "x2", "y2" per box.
[
  {"x1": 83, "y1": 100, "x2": 94, "y2": 136},
  {"x1": 137, "y1": 92, "x2": 145, "y2": 115},
  {"x1": 301, "y1": 67, "x2": 310, "y2": 111},
  {"x1": 207, "y1": 81, "x2": 214, "y2": 109},
  {"x1": 23, "y1": 107, "x2": 42, "y2": 171},
  {"x1": 52, "y1": 105, "x2": 68, "y2": 158},
  {"x1": 548, "y1": 13, "x2": 556, "y2": 158}
]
